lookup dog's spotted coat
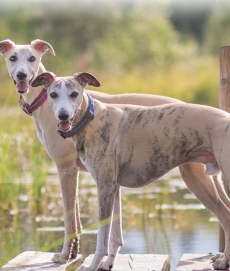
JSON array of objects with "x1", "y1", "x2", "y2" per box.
[{"x1": 32, "y1": 71, "x2": 230, "y2": 271}]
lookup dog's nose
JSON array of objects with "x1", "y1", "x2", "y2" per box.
[
  {"x1": 17, "y1": 71, "x2": 27, "y2": 80},
  {"x1": 58, "y1": 111, "x2": 69, "y2": 121}
]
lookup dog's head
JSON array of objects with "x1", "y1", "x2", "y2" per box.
[
  {"x1": 0, "y1": 39, "x2": 55, "y2": 94},
  {"x1": 32, "y1": 72, "x2": 100, "y2": 132}
]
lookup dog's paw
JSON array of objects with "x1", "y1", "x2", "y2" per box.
[
  {"x1": 98, "y1": 259, "x2": 113, "y2": 270},
  {"x1": 52, "y1": 253, "x2": 68, "y2": 264},
  {"x1": 210, "y1": 252, "x2": 223, "y2": 262},
  {"x1": 212, "y1": 253, "x2": 228, "y2": 270}
]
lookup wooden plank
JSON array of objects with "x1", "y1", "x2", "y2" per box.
[
  {"x1": 1, "y1": 252, "x2": 170, "y2": 271},
  {"x1": 175, "y1": 253, "x2": 214, "y2": 271},
  {"x1": 0, "y1": 251, "x2": 83, "y2": 271},
  {"x1": 67, "y1": 254, "x2": 170, "y2": 271}
]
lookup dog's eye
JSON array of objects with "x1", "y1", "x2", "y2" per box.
[
  {"x1": 9, "y1": 56, "x2": 17, "y2": 62},
  {"x1": 70, "y1": 92, "x2": 78, "y2": 98},
  {"x1": 50, "y1": 92, "x2": 58, "y2": 99},
  {"x1": 29, "y1": 56, "x2": 36, "y2": 62}
]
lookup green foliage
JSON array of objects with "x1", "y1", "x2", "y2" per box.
[
  {"x1": 0, "y1": 134, "x2": 21, "y2": 210},
  {"x1": 0, "y1": 2, "x2": 219, "y2": 107},
  {"x1": 86, "y1": 8, "x2": 195, "y2": 74},
  {"x1": 203, "y1": 7, "x2": 230, "y2": 55},
  {"x1": 28, "y1": 138, "x2": 49, "y2": 214},
  {"x1": 169, "y1": 0, "x2": 213, "y2": 43},
  {"x1": 0, "y1": 110, "x2": 51, "y2": 213},
  {"x1": 97, "y1": 56, "x2": 219, "y2": 107}
]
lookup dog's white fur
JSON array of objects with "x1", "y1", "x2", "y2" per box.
[{"x1": 32, "y1": 71, "x2": 230, "y2": 270}]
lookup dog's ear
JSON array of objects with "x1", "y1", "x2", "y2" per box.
[
  {"x1": 31, "y1": 39, "x2": 56, "y2": 56},
  {"x1": 0, "y1": 40, "x2": 15, "y2": 55},
  {"x1": 74, "y1": 72, "x2": 100, "y2": 88},
  {"x1": 32, "y1": 72, "x2": 56, "y2": 88}
]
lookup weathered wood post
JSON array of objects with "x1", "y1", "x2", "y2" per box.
[{"x1": 219, "y1": 46, "x2": 230, "y2": 252}]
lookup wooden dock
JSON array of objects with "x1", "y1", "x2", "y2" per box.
[
  {"x1": 175, "y1": 253, "x2": 214, "y2": 271},
  {"x1": 0, "y1": 251, "x2": 216, "y2": 271},
  {"x1": 0, "y1": 251, "x2": 83, "y2": 271},
  {"x1": 1, "y1": 251, "x2": 170, "y2": 271}
]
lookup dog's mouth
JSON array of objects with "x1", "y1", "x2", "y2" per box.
[
  {"x1": 58, "y1": 119, "x2": 73, "y2": 132},
  {"x1": 13, "y1": 76, "x2": 35, "y2": 94}
]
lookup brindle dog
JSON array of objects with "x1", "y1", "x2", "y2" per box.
[{"x1": 32, "y1": 71, "x2": 230, "y2": 270}]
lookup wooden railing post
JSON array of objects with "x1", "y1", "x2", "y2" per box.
[
  {"x1": 220, "y1": 46, "x2": 230, "y2": 112},
  {"x1": 219, "y1": 46, "x2": 230, "y2": 252}
]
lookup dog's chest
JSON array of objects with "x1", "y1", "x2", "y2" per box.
[
  {"x1": 32, "y1": 114, "x2": 59, "y2": 156},
  {"x1": 79, "y1": 155, "x2": 90, "y2": 171},
  {"x1": 36, "y1": 128, "x2": 50, "y2": 151},
  {"x1": 33, "y1": 119, "x2": 45, "y2": 145}
]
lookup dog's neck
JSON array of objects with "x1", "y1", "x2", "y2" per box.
[
  {"x1": 72, "y1": 92, "x2": 90, "y2": 126},
  {"x1": 21, "y1": 63, "x2": 47, "y2": 105}
]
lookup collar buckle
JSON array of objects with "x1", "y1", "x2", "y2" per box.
[
  {"x1": 23, "y1": 106, "x2": 32, "y2": 116},
  {"x1": 88, "y1": 110, "x2": 94, "y2": 121},
  {"x1": 19, "y1": 88, "x2": 47, "y2": 116}
]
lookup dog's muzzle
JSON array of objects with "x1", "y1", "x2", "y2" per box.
[
  {"x1": 12, "y1": 74, "x2": 35, "y2": 94},
  {"x1": 58, "y1": 119, "x2": 73, "y2": 132},
  {"x1": 58, "y1": 109, "x2": 73, "y2": 132}
]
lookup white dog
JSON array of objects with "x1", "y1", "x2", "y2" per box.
[{"x1": 32, "y1": 71, "x2": 230, "y2": 270}]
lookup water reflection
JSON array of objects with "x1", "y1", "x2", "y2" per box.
[{"x1": 0, "y1": 168, "x2": 218, "y2": 271}]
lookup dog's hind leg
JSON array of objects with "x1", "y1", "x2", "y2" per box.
[
  {"x1": 210, "y1": 155, "x2": 230, "y2": 269},
  {"x1": 179, "y1": 163, "x2": 230, "y2": 214},
  {"x1": 179, "y1": 163, "x2": 230, "y2": 269},
  {"x1": 99, "y1": 186, "x2": 123, "y2": 270},
  {"x1": 212, "y1": 175, "x2": 230, "y2": 252},
  {"x1": 213, "y1": 175, "x2": 230, "y2": 208}
]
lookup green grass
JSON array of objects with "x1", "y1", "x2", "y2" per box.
[
  {"x1": 97, "y1": 56, "x2": 219, "y2": 107},
  {"x1": 0, "y1": 109, "x2": 51, "y2": 213}
]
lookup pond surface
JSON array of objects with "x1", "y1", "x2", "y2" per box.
[{"x1": 0, "y1": 167, "x2": 219, "y2": 271}]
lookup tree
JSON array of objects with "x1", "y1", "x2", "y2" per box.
[{"x1": 203, "y1": 7, "x2": 230, "y2": 55}]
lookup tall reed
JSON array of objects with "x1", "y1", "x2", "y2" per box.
[{"x1": 0, "y1": 109, "x2": 51, "y2": 214}]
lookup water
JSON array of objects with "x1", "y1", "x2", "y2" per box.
[{"x1": 0, "y1": 167, "x2": 219, "y2": 270}]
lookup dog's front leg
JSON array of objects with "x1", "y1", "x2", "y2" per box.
[
  {"x1": 52, "y1": 160, "x2": 80, "y2": 263},
  {"x1": 77, "y1": 182, "x2": 119, "y2": 271},
  {"x1": 100, "y1": 186, "x2": 123, "y2": 270}
]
